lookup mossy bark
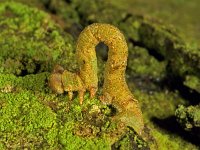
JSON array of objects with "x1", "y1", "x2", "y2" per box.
[{"x1": 0, "y1": 0, "x2": 199, "y2": 150}]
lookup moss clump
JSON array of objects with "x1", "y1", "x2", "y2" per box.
[
  {"x1": 43, "y1": 0, "x2": 80, "y2": 28},
  {"x1": 175, "y1": 105, "x2": 200, "y2": 130},
  {"x1": 112, "y1": 129, "x2": 149, "y2": 150},
  {"x1": 184, "y1": 75, "x2": 200, "y2": 93},
  {"x1": 119, "y1": 15, "x2": 144, "y2": 42},
  {"x1": 0, "y1": 1, "x2": 75, "y2": 76},
  {"x1": 0, "y1": 72, "x2": 50, "y2": 93},
  {"x1": 127, "y1": 45, "x2": 166, "y2": 81}
]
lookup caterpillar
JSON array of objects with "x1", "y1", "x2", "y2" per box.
[{"x1": 49, "y1": 23, "x2": 144, "y2": 135}]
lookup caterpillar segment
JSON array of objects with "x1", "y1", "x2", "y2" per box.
[{"x1": 49, "y1": 23, "x2": 144, "y2": 135}]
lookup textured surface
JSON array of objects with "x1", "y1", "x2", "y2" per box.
[
  {"x1": 0, "y1": 0, "x2": 200, "y2": 149},
  {"x1": 50, "y1": 23, "x2": 144, "y2": 135}
]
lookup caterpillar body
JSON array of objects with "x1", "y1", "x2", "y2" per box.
[{"x1": 49, "y1": 23, "x2": 144, "y2": 135}]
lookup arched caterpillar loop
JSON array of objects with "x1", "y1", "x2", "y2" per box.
[{"x1": 49, "y1": 23, "x2": 144, "y2": 135}]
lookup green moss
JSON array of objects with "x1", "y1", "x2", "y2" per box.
[
  {"x1": 132, "y1": 89, "x2": 199, "y2": 150},
  {"x1": 138, "y1": 20, "x2": 181, "y2": 58},
  {"x1": 175, "y1": 105, "x2": 200, "y2": 130},
  {"x1": 184, "y1": 75, "x2": 200, "y2": 93},
  {"x1": 128, "y1": 45, "x2": 166, "y2": 79},
  {"x1": 121, "y1": 14, "x2": 200, "y2": 95},
  {"x1": 0, "y1": 73, "x2": 58, "y2": 149},
  {"x1": 44, "y1": 0, "x2": 127, "y2": 28},
  {"x1": 0, "y1": 72, "x2": 144, "y2": 149},
  {"x1": 0, "y1": 73, "x2": 106, "y2": 149},
  {"x1": 133, "y1": 89, "x2": 184, "y2": 120},
  {"x1": 0, "y1": 91, "x2": 58, "y2": 149},
  {"x1": 0, "y1": 2, "x2": 146, "y2": 149},
  {"x1": 137, "y1": 18, "x2": 200, "y2": 82},
  {"x1": 58, "y1": 122, "x2": 110, "y2": 150},
  {"x1": 73, "y1": 0, "x2": 127, "y2": 25},
  {"x1": 110, "y1": 0, "x2": 200, "y2": 46},
  {"x1": 150, "y1": 128, "x2": 180, "y2": 150},
  {"x1": 0, "y1": 0, "x2": 46, "y2": 9},
  {"x1": 0, "y1": 0, "x2": 199, "y2": 149},
  {"x1": 46, "y1": 0, "x2": 80, "y2": 28},
  {"x1": 113, "y1": 129, "x2": 149, "y2": 150},
  {"x1": 19, "y1": 73, "x2": 50, "y2": 92},
  {"x1": 0, "y1": 72, "x2": 50, "y2": 93},
  {"x1": 119, "y1": 16, "x2": 143, "y2": 41},
  {"x1": 0, "y1": 1, "x2": 75, "y2": 75}
]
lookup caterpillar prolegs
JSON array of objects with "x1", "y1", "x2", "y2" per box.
[{"x1": 49, "y1": 23, "x2": 144, "y2": 135}]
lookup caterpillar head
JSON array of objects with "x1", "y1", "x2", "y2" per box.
[{"x1": 49, "y1": 65, "x2": 65, "y2": 94}]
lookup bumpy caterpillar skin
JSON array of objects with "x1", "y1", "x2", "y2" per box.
[{"x1": 49, "y1": 23, "x2": 144, "y2": 135}]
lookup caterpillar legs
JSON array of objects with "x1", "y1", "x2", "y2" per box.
[
  {"x1": 89, "y1": 87, "x2": 97, "y2": 99},
  {"x1": 67, "y1": 87, "x2": 96, "y2": 105}
]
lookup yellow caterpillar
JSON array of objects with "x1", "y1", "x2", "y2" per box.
[{"x1": 49, "y1": 23, "x2": 144, "y2": 135}]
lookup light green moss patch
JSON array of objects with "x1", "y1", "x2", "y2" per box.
[{"x1": 0, "y1": 91, "x2": 58, "y2": 149}]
